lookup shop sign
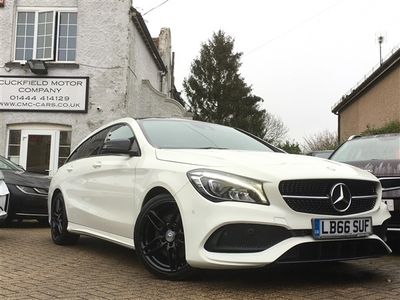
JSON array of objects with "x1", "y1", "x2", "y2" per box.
[{"x1": 0, "y1": 76, "x2": 89, "y2": 112}]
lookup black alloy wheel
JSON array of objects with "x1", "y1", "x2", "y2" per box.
[
  {"x1": 51, "y1": 193, "x2": 79, "y2": 245},
  {"x1": 134, "y1": 194, "x2": 194, "y2": 280}
]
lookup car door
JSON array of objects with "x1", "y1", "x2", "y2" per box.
[
  {"x1": 79, "y1": 123, "x2": 139, "y2": 239},
  {"x1": 61, "y1": 127, "x2": 111, "y2": 229}
]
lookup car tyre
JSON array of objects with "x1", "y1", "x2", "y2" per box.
[
  {"x1": 134, "y1": 194, "x2": 194, "y2": 280},
  {"x1": 51, "y1": 193, "x2": 80, "y2": 245}
]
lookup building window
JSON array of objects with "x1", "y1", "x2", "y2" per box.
[
  {"x1": 58, "y1": 131, "x2": 71, "y2": 167},
  {"x1": 58, "y1": 12, "x2": 77, "y2": 62},
  {"x1": 14, "y1": 10, "x2": 77, "y2": 62},
  {"x1": 8, "y1": 130, "x2": 21, "y2": 164}
]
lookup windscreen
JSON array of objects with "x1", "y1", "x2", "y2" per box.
[
  {"x1": 0, "y1": 156, "x2": 23, "y2": 171},
  {"x1": 138, "y1": 119, "x2": 274, "y2": 152},
  {"x1": 330, "y1": 135, "x2": 400, "y2": 162}
]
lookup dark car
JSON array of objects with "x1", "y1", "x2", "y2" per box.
[
  {"x1": 330, "y1": 134, "x2": 400, "y2": 241},
  {"x1": 0, "y1": 155, "x2": 50, "y2": 224}
]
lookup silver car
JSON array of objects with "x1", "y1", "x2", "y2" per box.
[{"x1": 0, "y1": 171, "x2": 9, "y2": 220}]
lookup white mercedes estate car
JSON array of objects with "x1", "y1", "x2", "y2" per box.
[{"x1": 48, "y1": 118, "x2": 391, "y2": 280}]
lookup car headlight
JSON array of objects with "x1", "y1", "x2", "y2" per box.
[{"x1": 187, "y1": 169, "x2": 269, "y2": 204}]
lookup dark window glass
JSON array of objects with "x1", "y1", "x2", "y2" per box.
[
  {"x1": 8, "y1": 130, "x2": 21, "y2": 164},
  {"x1": 58, "y1": 12, "x2": 77, "y2": 62},
  {"x1": 9, "y1": 130, "x2": 21, "y2": 144},
  {"x1": 330, "y1": 135, "x2": 400, "y2": 162},
  {"x1": 59, "y1": 37, "x2": 67, "y2": 48},
  {"x1": 67, "y1": 128, "x2": 109, "y2": 163},
  {"x1": 0, "y1": 159, "x2": 13, "y2": 170},
  {"x1": 58, "y1": 131, "x2": 72, "y2": 168},
  {"x1": 0, "y1": 156, "x2": 23, "y2": 171},
  {"x1": 60, "y1": 131, "x2": 71, "y2": 145},
  {"x1": 17, "y1": 12, "x2": 26, "y2": 23},
  {"x1": 66, "y1": 50, "x2": 76, "y2": 61},
  {"x1": 15, "y1": 10, "x2": 76, "y2": 62},
  {"x1": 100, "y1": 124, "x2": 138, "y2": 155},
  {"x1": 105, "y1": 124, "x2": 134, "y2": 142},
  {"x1": 59, "y1": 147, "x2": 70, "y2": 158},
  {"x1": 58, "y1": 158, "x2": 67, "y2": 167},
  {"x1": 58, "y1": 50, "x2": 66, "y2": 61},
  {"x1": 16, "y1": 37, "x2": 24, "y2": 48},
  {"x1": 138, "y1": 120, "x2": 274, "y2": 152},
  {"x1": 15, "y1": 12, "x2": 35, "y2": 61},
  {"x1": 8, "y1": 146, "x2": 20, "y2": 156}
]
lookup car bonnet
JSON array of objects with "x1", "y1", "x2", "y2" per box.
[{"x1": 155, "y1": 149, "x2": 378, "y2": 182}]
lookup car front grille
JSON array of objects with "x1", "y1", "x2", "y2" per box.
[
  {"x1": 379, "y1": 177, "x2": 400, "y2": 192},
  {"x1": 279, "y1": 179, "x2": 377, "y2": 215}
]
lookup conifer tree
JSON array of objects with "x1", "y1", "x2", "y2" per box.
[{"x1": 183, "y1": 30, "x2": 267, "y2": 138}]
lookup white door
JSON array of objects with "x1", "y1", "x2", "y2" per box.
[
  {"x1": 20, "y1": 129, "x2": 58, "y2": 176},
  {"x1": 65, "y1": 124, "x2": 137, "y2": 238}
]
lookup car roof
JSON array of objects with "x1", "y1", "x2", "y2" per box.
[{"x1": 349, "y1": 133, "x2": 400, "y2": 140}]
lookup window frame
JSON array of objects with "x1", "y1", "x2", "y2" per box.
[
  {"x1": 66, "y1": 123, "x2": 140, "y2": 164},
  {"x1": 13, "y1": 7, "x2": 78, "y2": 63}
]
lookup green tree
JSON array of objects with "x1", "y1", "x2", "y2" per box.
[
  {"x1": 183, "y1": 30, "x2": 267, "y2": 137},
  {"x1": 361, "y1": 120, "x2": 400, "y2": 135},
  {"x1": 277, "y1": 140, "x2": 302, "y2": 154}
]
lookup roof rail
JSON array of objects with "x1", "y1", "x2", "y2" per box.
[{"x1": 347, "y1": 135, "x2": 362, "y2": 141}]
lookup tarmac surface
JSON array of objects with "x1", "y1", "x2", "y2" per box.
[{"x1": 1, "y1": 222, "x2": 399, "y2": 299}]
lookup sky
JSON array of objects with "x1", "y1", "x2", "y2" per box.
[{"x1": 133, "y1": 0, "x2": 400, "y2": 144}]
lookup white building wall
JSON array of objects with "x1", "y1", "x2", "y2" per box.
[
  {"x1": 0, "y1": 0, "x2": 187, "y2": 161},
  {"x1": 0, "y1": 0, "x2": 134, "y2": 152},
  {"x1": 126, "y1": 18, "x2": 187, "y2": 118},
  {"x1": 131, "y1": 25, "x2": 160, "y2": 92},
  {"x1": 158, "y1": 28, "x2": 172, "y2": 97}
]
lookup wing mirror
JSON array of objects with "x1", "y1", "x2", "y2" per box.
[{"x1": 101, "y1": 138, "x2": 140, "y2": 156}]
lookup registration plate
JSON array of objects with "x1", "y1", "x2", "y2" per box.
[{"x1": 312, "y1": 217, "x2": 372, "y2": 239}]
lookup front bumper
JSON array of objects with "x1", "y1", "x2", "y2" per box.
[
  {"x1": 175, "y1": 183, "x2": 391, "y2": 269},
  {"x1": 386, "y1": 211, "x2": 400, "y2": 232},
  {"x1": 0, "y1": 181, "x2": 9, "y2": 220},
  {"x1": 382, "y1": 189, "x2": 400, "y2": 232},
  {"x1": 6, "y1": 184, "x2": 48, "y2": 219}
]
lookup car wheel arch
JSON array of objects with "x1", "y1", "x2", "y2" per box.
[
  {"x1": 50, "y1": 189, "x2": 62, "y2": 207},
  {"x1": 142, "y1": 186, "x2": 172, "y2": 208},
  {"x1": 139, "y1": 187, "x2": 187, "y2": 242}
]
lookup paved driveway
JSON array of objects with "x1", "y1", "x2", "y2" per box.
[{"x1": 1, "y1": 222, "x2": 399, "y2": 299}]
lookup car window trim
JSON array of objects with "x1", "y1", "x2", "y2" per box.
[{"x1": 65, "y1": 122, "x2": 141, "y2": 164}]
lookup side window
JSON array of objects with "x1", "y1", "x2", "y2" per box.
[
  {"x1": 105, "y1": 124, "x2": 134, "y2": 142},
  {"x1": 101, "y1": 124, "x2": 140, "y2": 154},
  {"x1": 66, "y1": 137, "x2": 90, "y2": 163},
  {"x1": 84, "y1": 128, "x2": 109, "y2": 157},
  {"x1": 0, "y1": 160, "x2": 12, "y2": 170},
  {"x1": 67, "y1": 124, "x2": 139, "y2": 163},
  {"x1": 66, "y1": 127, "x2": 109, "y2": 163}
]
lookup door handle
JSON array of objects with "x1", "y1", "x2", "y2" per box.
[
  {"x1": 66, "y1": 166, "x2": 73, "y2": 172},
  {"x1": 92, "y1": 162, "x2": 102, "y2": 169}
]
